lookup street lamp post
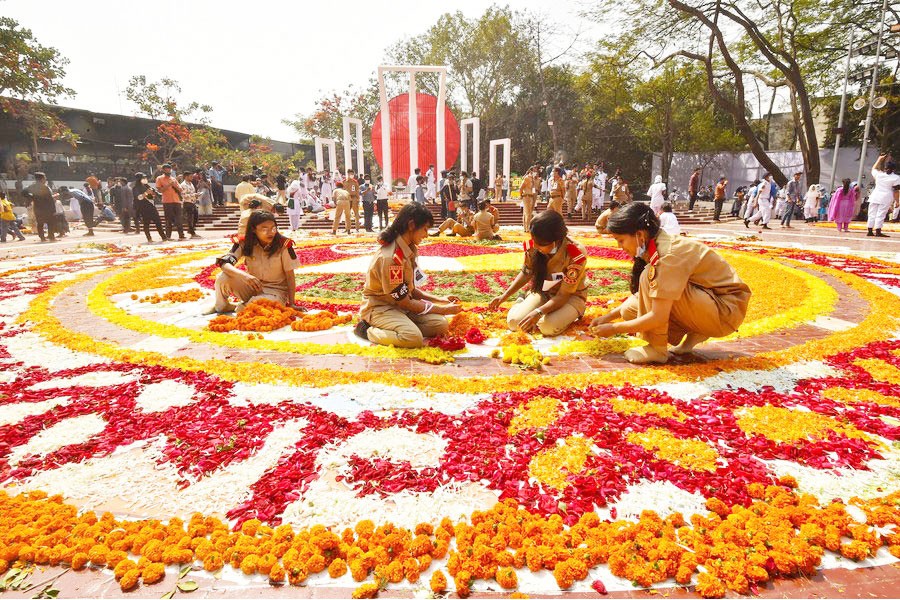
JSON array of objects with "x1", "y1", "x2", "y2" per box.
[
  {"x1": 829, "y1": 31, "x2": 855, "y2": 196},
  {"x1": 856, "y1": 0, "x2": 890, "y2": 190}
]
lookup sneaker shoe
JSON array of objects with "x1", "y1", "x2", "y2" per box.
[
  {"x1": 191, "y1": 234, "x2": 202, "y2": 239},
  {"x1": 354, "y1": 319, "x2": 371, "y2": 340}
]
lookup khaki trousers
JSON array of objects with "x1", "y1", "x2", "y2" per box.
[
  {"x1": 214, "y1": 271, "x2": 288, "y2": 313},
  {"x1": 507, "y1": 292, "x2": 585, "y2": 336},
  {"x1": 332, "y1": 200, "x2": 351, "y2": 233},
  {"x1": 619, "y1": 271, "x2": 748, "y2": 351},
  {"x1": 366, "y1": 305, "x2": 449, "y2": 348},
  {"x1": 522, "y1": 194, "x2": 536, "y2": 231},
  {"x1": 350, "y1": 198, "x2": 360, "y2": 230},
  {"x1": 438, "y1": 218, "x2": 473, "y2": 237},
  {"x1": 547, "y1": 195, "x2": 564, "y2": 215}
]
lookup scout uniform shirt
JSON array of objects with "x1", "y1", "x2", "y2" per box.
[
  {"x1": 521, "y1": 237, "x2": 588, "y2": 300},
  {"x1": 216, "y1": 237, "x2": 300, "y2": 302},
  {"x1": 344, "y1": 178, "x2": 360, "y2": 200},
  {"x1": 473, "y1": 210, "x2": 495, "y2": 239},
  {"x1": 360, "y1": 236, "x2": 421, "y2": 321},
  {"x1": 520, "y1": 174, "x2": 535, "y2": 196},
  {"x1": 643, "y1": 230, "x2": 750, "y2": 331}
]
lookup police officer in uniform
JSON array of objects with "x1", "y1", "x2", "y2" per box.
[
  {"x1": 356, "y1": 203, "x2": 461, "y2": 348},
  {"x1": 590, "y1": 202, "x2": 751, "y2": 364},
  {"x1": 488, "y1": 210, "x2": 588, "y2": 336}
]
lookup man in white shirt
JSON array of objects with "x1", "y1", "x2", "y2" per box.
[
  {"x1": 319, "y1": 174, "x2": 334, "y2": 205},
  {"x1": 867, "y1": 154, "x2": 900, "y2": 236},
  {"x1": 745, "y1": 173, "x2": 774, "y2": 230},
  {"x1": 425, "y1": 165, "x2": 436, "y2": 203},
  {"x1": 374, "y1": 176, "x2": 391, "y2": 229},
  {"x1": 407, "y1": 168, "x2": 421, "y2": 200}
]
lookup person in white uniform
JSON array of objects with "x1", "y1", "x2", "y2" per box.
[
  {"x1": 285, "y1": 178, "x2": 305, "y2": 231},
  {"x1": 867, "y1": 154, "x2": 900, "y2": 237},
  {"x1": 592, "y1": 167, "x2": 607, "y2": 212},
  {"x1": 425, "y1": 165, "x2": 436, "y2": 204},
  {"x1": 745, "y1": 173, "x2": 774, "y2": 230},
  {"x1": 647, "y1": 175, "x2": 667, "y2": 215}
]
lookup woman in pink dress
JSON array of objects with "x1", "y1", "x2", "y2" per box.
[{"x1": 827, "y1": 178, "x2": 858, "y2": 232}]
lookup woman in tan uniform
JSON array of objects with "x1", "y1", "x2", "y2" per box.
[
  {"x1": 433, "y1": 205, "x2": 475, "y2": 237},
  {"x1": 356, "y1": 203, "x2": 461, "y2": 348},
  {"x1": 564, "y1": 172, "x2": 578, "y2": 218},
  {"x1": 590, "y1": 203, "x2": 751, "y2": 364},
  {"x1": 488, "y1": 211, "x2": 587, "y2": 336},
  {"x1": 547, "y1": 167, "x2": 564, "y2": 215},
  {"x1": 473, "y1": 200, "x2": 497, "y2": 240},
  {"x1": 209, "y1": 210, "x2": 300, "y2": 314},
  {"x1": 519, "y1": 166, "x2": 538, "y2": 231}
]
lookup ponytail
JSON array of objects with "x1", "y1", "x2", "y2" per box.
[{"x1": 607, "y1": 202, "x2": 661, "y2": 294}]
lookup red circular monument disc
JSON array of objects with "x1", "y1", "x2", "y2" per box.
[{"x1": 371, "y1": 93, "x2": 461, "y2": 182}]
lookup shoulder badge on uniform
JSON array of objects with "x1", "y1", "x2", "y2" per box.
[
  {"x1": 523, "y1": 239, "x2": 535, "y2": 252},
  {"x1": 389, "y1": 264, "x2": 403, "y2": 285},
  {"x1": 566, "y1": 242, "x2": 586, "y2": 264},
  {"x1": 564, "y1": 265, "x2": 581, "y2": 285},
  {"x1": 230, "y1": 234, "x2": 245, "y2": 245},
  {"x1": 392, "y1": 246, "x2": 404, "y2": 265},
  {"x1": 282, "y1": 238, "x2": 297, "y2": 260}
]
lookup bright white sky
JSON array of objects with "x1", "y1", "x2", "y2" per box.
[{"x1": 4, "y1": 0, "x2": 599, "y2": 142}]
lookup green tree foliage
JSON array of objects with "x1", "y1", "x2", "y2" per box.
[
  {"x1": 125, "y1": 75, "x2": 212, "y2": 123},
  {"x1": 0, "y1": 16, "x2": 77, "y2": 172}
]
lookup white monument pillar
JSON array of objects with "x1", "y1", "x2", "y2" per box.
[
  {"x1": 314, "y1": 137, "x2": 338, "y2": 174},
  {"x1": 460, "y1": 118, "x2": 480, "y2": 176},
  {"x1": 408, "y1": 73, "x2": 418, "y2": 177},
  {"x1": 488, "y1": 138, "x2": 511, "y2": 189},
  {"x1": 436, "y1": 70, "x2": 447, "y2": 177},
  {"x1": 376, "y1": 65, "x2": 449, "y2": 186},
  {"x1": 342, "y1": 117, "x2": 365, "y2": 175}
]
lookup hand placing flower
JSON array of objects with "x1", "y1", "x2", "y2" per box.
[
  {"x1": 446, "y1": 295, "x2": 462, "y2": 303},
  {"x1": 488, "y1": 295, "x2": 505, "y2": 311},
  {"x1": 590, "y1": 323, "x2": 617, "y2": 338},
  {"x1": 518, "y1": 310, "x2": 542, "y2": 333}
]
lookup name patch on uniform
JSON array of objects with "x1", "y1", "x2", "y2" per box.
[
  {"x1": 414, "y1": 267, "x2": 428, "y2": 286},
  {"x1": 389, "y1": 265, "x2": 403, "y2": 284},
  {"x1": 542, "y1": 272, "x2": 564, "y2": 291},
  {"x1": 564, "y1": 266, "x2": 580, "y2": 285},
  {"x1": 390, "y1": 282, "x2": 410, "y2": 301}
]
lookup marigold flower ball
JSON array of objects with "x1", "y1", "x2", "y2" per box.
[
  {"x1": 203, "y1": 551, "x2": 224, "y2": 572},
  {"x1": 695, "y1": 572, "x2": 727, "y2": 598},
  {"x1": 142, "y1": 562, "x2": 166, "y2": 584},
  {"x1": 328, "y1": 558, "x2": 347, "y2": 578},
  {"x1": 351, "y1": 583, "x2": 379, "y2": 599},
  {"x1": 70, "y1": 552, "x2": 89, "y2": 571},
  {"x1": 119, "y1": 568, "x2": 141, "y2": 591},
  {"x1": 430, "y1": 570, "x2": 447, "y2": 593}
]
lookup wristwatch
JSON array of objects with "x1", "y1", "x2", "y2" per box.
[{"x1": 535, "y1": 307, "x2": 545, "y2": 316}]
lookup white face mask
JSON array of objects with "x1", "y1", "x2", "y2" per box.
[
  {"x1": 635, "y1": 236, "x2": 647, "y2": 259},
  {"x1": 141, "y1": 178, "x2": 148, "y2": 185}
]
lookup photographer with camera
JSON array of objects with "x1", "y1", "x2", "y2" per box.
[{"x1": 133, "y1": 172, "x2": 166, "y2": 243}]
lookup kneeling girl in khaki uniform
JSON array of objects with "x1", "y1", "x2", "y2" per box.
[
  {"x1": 488, "y1": 210, "x2": 587, "y2": 336},
  {"x1": 356, "y1": 203, "x2": 462, "y2": 348},
  {"x1": 590, "y1": 202, "x2": 751, "y2": 364},
  {"x1": 433, "y1": 205, "x2": 475, "y2": 237},
  {"x1": 211, "y1": 210, "x2": 300, "y2": 314}
]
